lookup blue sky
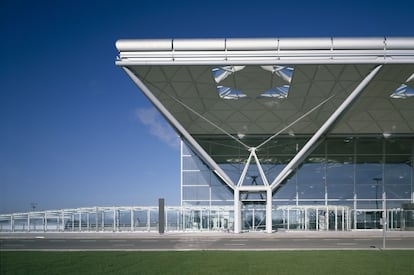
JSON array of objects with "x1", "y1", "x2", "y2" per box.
[{"x1": 1, "y1": 0, "x2": 413, "y2": 214}]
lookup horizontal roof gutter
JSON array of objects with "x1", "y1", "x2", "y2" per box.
[{"x1": 115, "y1": 37, "x2": 414, "y2": 66}]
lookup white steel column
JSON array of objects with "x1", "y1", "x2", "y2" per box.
[
  {"x1": 101, "y1": 211, "x2": 105, "y2": 231},
  {"x1": 95, "y1": 207, "x2": 99, "y2": 232},
  {"x1": 270, "y1": 65, "x2": 382, "y2": 190},
  {"x1": 113, "y1": 208, "x2": 116, "y2": 232},
  {"x1": 147, "y1": 209, "x2": 151, "y2": 232},
  {"x1": 234, "y1": 189, "x2": 241, "y2": 233},
  {"x1": 87, "y1": 212, "x2": 90, "y2": 231},
  {"x1": 79, "y1": 212, "x2": 82, "y2": 232},
  {"x1": 131, "y1": 209, "x2": 134, "y2": 231},
  {"x1": 11, "y1": 215, "x2": 15, "y2": 232},
  {"x1": 61, "y1": 210, "x2": 64, "y2": 232},
  {"x1": 27, "y1": 214, "x2": 30, "y2": 232},
  {"x1": 44, "y1": 212, "x2": 47, "y2": 232},
  {"x1": 266, "y1": 188, "x2": 273, "y2": 233}
]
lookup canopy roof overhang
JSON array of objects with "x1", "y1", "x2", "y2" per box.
[
  {"x1": 116, "y1": 37, "x2": 414, "y2": 138},
  {"x1": 116, "y1": 37, "x2": 414, "y2": 190}
]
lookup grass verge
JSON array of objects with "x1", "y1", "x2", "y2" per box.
[{"x1": 1, "y1": 250, "x2": 414, "y2": 275}]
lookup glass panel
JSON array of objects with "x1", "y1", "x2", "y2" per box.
[
  {"x1": 182, "y1": 156, "x2": 207, "y2": 170},
  {"x1": 272, "y1": 209, "x2": 288, "y2": 230},
  {"x1": 182, "y1": 186, "x2": 210, "y2": 201},
  {"x1": 307, "y1": 209, "x2": 317, "y2": 230},
  {"x1": 149, "y1": 209, "x2": 158, "y2": 231},
  {"x1": 208, "y1": 140, "x2": 245, "y2": 157},
  {"x1": 356, "y1": 210, "x2": 382, "y2": 229},
  {"x1": 288, "y1": 209, "x2": 304, "y2": 230},
  {"x1": 267, "y1": 138, "x2": 305, "y2": 155},
  {"x1": 263, "y1": 163, "x2": 286, "y2": 184},
  {"x1": 390, "y1": 84, "x2": 414, "y2": 99},
  {"x1": 133, "y1": 210, "x2": 148, "y2": 231},
  {"x1": 385, "y1": 158, "x2": 412, "y2": 199},
  {"x1": 182, "y1": 142, "x2": 194, "y2": 155},
  {"x1": 387, "y1": 200, "x2": 410, "y2": 209},
  {"x1": 327, "y1": 158, "x2": 354, "y2": 199},
  {"x1": 403, "y1": 210, "x2": 414, "y2": 230},
  {"x1": 356, "y1": 138, "x2": 383, "y2": 155},
  {"x1": 182, "y1": 201, "x2": 210, "y2": 206},
  {"x1": 328, "y1": 184, "x2": 354, "y2": 200},
  {"x1": 355, "y1": 156, "x2": 383, "y2": 200},
  {"x1": 297, "y1": 163, "x2": 325, "y2": 199},
  {"x1": 311, "y1": 140, "x2": 326, "y2": 155},
  {"x1": 182, "y1": 171, "x2": 210, "y2": 186},
  {"x1": 166, "y1": 209, "x2": 180, "y2": 231},
  {"x1": 274, "y1": 177, "x2": 296, "y2": 199},
  {"x1": 327, "y1": 138, "x2": 354, "y2": 154},
  {"x1": 211, "y1": 186, "x2": 233, "y2": 201},
  {"x1": 298, "y1": 200, "x2": 325, "y2": 206},
  {"x1": 327, "y1": 200, "x2": 354, "y2": 208},
  {"x1": 220, "y1": 163, "x2": 244, "y2": 183},
  {"x1": 259, "y1": 85, "x2": 290, "y2": 99},
  {"x1": 385, "y1": 138, "x2": 414, "y2": 154}
]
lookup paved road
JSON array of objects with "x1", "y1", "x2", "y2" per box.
[{"x1": 2, "y1": 231, "x2": 414, "y2": 251}]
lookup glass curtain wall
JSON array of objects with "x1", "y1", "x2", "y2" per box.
[{"x1": 181, "y1": 136, "x2": 414, "y2": 230}]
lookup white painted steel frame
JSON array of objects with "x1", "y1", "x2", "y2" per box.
[{"x1": 2, "y1": 205, "x2": 412, "y2": 233}]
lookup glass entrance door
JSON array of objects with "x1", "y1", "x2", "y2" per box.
[{"x1": 241, "y1": 203, "x2": 266, "y2": 231}]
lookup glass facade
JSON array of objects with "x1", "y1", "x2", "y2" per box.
[
  {"x1": 1, "y1": 136, "x2": 413, "y2": 233},
  {"x1": 181, "y1": 136, "x2": 414, "y2": 231}
]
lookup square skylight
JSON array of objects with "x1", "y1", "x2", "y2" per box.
[
  {"x1": 261, "y1": 65, "x2": 294, "y2": 83},
  {"x1": 212, "y1": 65, "x2": 294, "y2": 100},
  {"x1": 258, "y1": 85, "x2": 290, "y2": 99},
  {"x1": 212, "y1": 66, "x2": 245, "y2": 83},
  {"x1": 216, "y1": 86, "x2": 247, "y2": 100},
  {"x1": 390, "y1": 84, "x2": 414, "y2": 99}
]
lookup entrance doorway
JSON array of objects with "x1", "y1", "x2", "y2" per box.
[
  {"x1": 240, "y1": 189, "x2": 268, "y2": 232},
  {"x1": 241, "y1": 203, "x2": 266, "y2": 231}
]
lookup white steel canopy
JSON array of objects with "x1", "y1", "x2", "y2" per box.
[{"x1": 116, "y1": 37, "x2": 414, "y2": 233}]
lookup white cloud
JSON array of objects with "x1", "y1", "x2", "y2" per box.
[{"x1": 135, "y1": 107, "x2": 180, "y2": 149}]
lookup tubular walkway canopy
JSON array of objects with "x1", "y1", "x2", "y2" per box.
[{"x1": 116, "y1": 37, "x2": 414, "y2": 233}]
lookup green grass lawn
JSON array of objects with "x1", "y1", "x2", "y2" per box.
[{"x1": 1, "y1": 250, "x2": 413, "y2": 275}]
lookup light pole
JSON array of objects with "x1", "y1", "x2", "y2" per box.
[
  {"x1": 373, "y1": 177, "x2": 386, "y2": 249},
  {"x1": 382, "y1": 191, "x2": 387, "y2": 249}
]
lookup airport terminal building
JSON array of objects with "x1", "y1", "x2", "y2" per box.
[
  {"x1": 1, "y1": 37, "x2": 414, "y2": 233},
  {"x1": 115, "y1": 37, "x2": 414, "y2": 233}
]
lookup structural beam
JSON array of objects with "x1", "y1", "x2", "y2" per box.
[
  {"x1": 122, "y1": 67, "x2": 235, "y2": 190},
  {"x1": 270, "y1": 65, "x2": 383, "y2": 190},
  {"x1": 116, "y1": 37, "x2": 414, "y2": 66}
]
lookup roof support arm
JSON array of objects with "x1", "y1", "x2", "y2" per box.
[
  {"x1": 236, "y1": 148, "x2": 269, "y2": 188},
  {"x1": 122, "y1": 67, "x2": 235, "y2": 190},
  {"x1": 270, "y1": 65, "x2": 383, "y2": 191}
]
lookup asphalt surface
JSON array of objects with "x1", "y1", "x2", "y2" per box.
[{"x1": 1, "y1": 231, "x2": 414, "y2": 251}]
